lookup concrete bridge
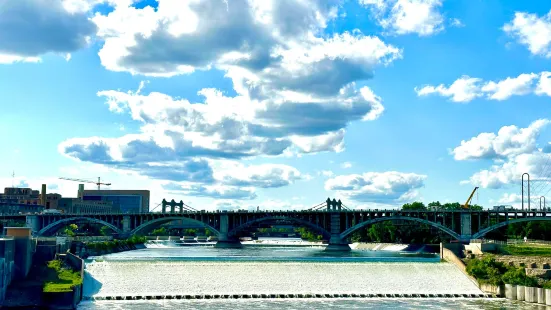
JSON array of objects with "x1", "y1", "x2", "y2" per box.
[{"x1": 9, "y1": 198, "x2": 551, "y2": 250}]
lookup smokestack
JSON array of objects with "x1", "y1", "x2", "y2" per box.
[
  {"x1": 41, "y1": 184, "x2": 47, "y2": 207},
  {"x1": 78, "y1": 184, "x2": 84, "y2": 200}
]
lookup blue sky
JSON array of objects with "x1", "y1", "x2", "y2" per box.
[{"x1": 1, "y1": 0, "x2": 551, "y2": 211}]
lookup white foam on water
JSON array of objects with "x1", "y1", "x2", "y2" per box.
[{"x1": 83, "y1": 261, "x2": 482, "y2": 298}]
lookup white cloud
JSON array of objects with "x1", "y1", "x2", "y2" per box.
[
  {"x1": 498, "y1": 193, "x2": 521, "y2": 204},
  {"x1": 360, "y1": 0, "x2": 445, "y2": 36},
  {"x1": 415, "y1": 72, "x2": 546, "y2": 102},
  {"x1": 452, "y1": 119, "x2": 550, "y2": 161},
  {"x1": 341, "y1": 162, "x2": 353, "y2": 169},
  {"x1": 503, "y1": 10, "x2": 551, "y2": 58},
  {"x1": 60, "y1": 1, "x2": 399, "y2": 175},
  {"x1": 467, "y1": 152, "x2": 551, "y2": 189},
  {"x1": 415, "y1": 75, "x2": 482, "y2": 103},
  {"x1": 457, "y1": 120, "x2": 551, "y2": 190},
  {"x1": 324, "y1": 171, "x2": 427, "y2": 204},
  {"x1": 0, "y1": 0, "x2": 97, "y2": 63},
  {"x1": 318, "y1": 170, "x2": 335, "y2": 177},
  {"x1": 212, "y1": 198, "x2": 310, "y2": 211},
  {"x1": 212, "y1": 162, "x2": 303, "y2": 188},
  {"x1": 449, "y1": 18, "x2": 464, "y2": 28}
]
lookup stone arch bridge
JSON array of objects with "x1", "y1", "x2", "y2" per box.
[{"x1": 16, "y1": 198, "x2": 551, "y2": 250}]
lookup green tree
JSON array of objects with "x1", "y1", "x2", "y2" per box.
[
  {"x1": 63, "y1": 224, "x2": 78, "y2": 237},
  {"x1": 427, "y1": 201, "x2": 442, "y2": 209},
  {"x1": 150, "y1": 227, "x2": 169, "y2": 236},
  {"x1": 402, "y1": 201, "x2": 426, "y2": 210},
  {"x1": 100, "y1": 226, "x2": 111, "y2": 236}
]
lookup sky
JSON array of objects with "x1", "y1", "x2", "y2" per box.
[{"x1": 1, "y1": 0, "x2": 551, "y2": 211}]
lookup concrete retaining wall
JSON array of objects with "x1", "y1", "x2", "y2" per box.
[{"x1": 504, "y1": 285, "x2": 551, "y2": 305}]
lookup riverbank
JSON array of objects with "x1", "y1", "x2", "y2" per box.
[{"x1": 83, "y1": 261, "x2": 482, "y2": 298}]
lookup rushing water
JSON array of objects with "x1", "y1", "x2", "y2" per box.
[{"x1": 79, "y1": 240, "x2": 536, "y2": 309}]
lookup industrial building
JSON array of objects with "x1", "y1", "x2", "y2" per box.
[
  {"x1": 0, "y1": 185, "x2": 51, "y2": 214},
  {"x1": 0, "y1": 183, "x2": 150, "y2": 214},
  {"x1": 80, "y1": 188, "x2": 150, "y2": 213},
  {"x1": 57, "y1": 198, "x2": 119, "y2": 214}
]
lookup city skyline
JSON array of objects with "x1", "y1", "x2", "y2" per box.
[{"x1": 1, "y1": 0, "x2": 551, "y2": 211}]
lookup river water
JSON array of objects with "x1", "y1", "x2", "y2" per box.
[{"x1": 79, "y1": 239, "x2": 539, "y2": 309}]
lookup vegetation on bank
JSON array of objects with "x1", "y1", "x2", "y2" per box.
[
  {"x1": 85, "y1": 235, "x2": 147, "y2": 252},
  {"x1": 466, "y1": 255, "x2": 540, "y2": 287},
  {"x1": 42, "y1": 260, "x2": 82, "y2": 293},
  {"x1": 498, "y1": 244, "x2": 551, "y2": 256},
  {"x1": 148, "y1": 227, "x2": 214, "y2": 236}
]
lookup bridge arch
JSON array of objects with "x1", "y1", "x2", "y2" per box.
[
  {"x1": 130, "y1": 217, "x2": 220, "y2": 236},
  {"x1": 472, "y1": 217, "x2": 551, "y2": 239},
  {"x1": 228, "y1": 216, "x2": 331, "y2": 239},
  {"x1": 37, "y1": 217, "x2": 123, "y2": 236},
  {"x1": 339, "y1": 216, "x2": 461, "y2": 241}
]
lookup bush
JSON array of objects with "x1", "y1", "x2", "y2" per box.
[
  {"x1": 466, "y1": 255, "x2": 508, "y2": 285},
  {"x1": 502, "y1": 267, "x2": 538, "y2": 287},
  {"x1": 42, "y1": 259, "x2": 82, "y2": 293},
  {"x1": 85, "y1": 236, "x2": 147, "y2": 252}
]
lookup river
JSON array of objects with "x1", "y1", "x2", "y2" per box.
[{"x1": 79, "y1": 239, "x2": 538, "y2": 309}]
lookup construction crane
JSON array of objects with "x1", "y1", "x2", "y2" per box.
[
  {"x1": 59, "y1": 177, "x2": 112, "y2": 190},
  {"x1": 463, "y1": 187, "x2": 479, "y2": 209}
]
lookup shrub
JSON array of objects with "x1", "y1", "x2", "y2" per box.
[
  {"x1": 502, "y1": 267, "x2": 538, "y2": 287},
  {"x1": 466, "y1": 255, "x2": 508, "y2": 285},
  {"x1": 42, "y1": 259, "x2": 82, "y2": 293}
]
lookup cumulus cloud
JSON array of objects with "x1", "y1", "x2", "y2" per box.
[
  {"x1": 452, "y1": 119, "x2": 550, "y2": 161},
  {"x1": 163, "y1": 183, "x2": 257, "y2": 200},
  {"x1": 341, "y1": 162, "x2": 353, "y2": 169},
  {"x1": 52, "y1": 0, "x2": 403, "y2": 201},
  {"x1": 0, "y1": 0, "x2": 97, "y2": 63},
  {"x1": 456, "y1": 120, "x2": 551, "y2": 190},
  {"x1": 213, "y1": 198, "x2": 310, "y2": 211},
  {"x1": 360, "y1": 0, "x2": 446, "y2": 36},
  {"x1": 213, "y1": 163, "x2": 302, "y2": 188},
  {"x1": 415, "y1": 72, "x2": 545, "y2": 103},
  {"x1": 324, "y1": 171, "x2": 427, "y2": 204},
  {"x1": 503, "y1": 10, "x2": 551, "y2": 58},
  {"x1": 467, "y1": 152, "x2": 551, "y2": 189},
  {"x1": 498, "y1": 193, "x2": 521, "y2": 204}
]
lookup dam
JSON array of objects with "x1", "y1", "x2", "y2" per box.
[{"x1": 78, "y1": 241, "x2": 532, "y2": 309}]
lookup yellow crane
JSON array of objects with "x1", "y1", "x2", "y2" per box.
[
  {"x1": 59, "y1": 177, "x2": 112, "y2": 190},
  {"x1": 463, "y1": 187, "x2": 479, "y2": 209}
]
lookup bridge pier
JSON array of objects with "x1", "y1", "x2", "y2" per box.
[
  {"x1": 215, "y1": 214, "x2": 242, "y2": 249},
  {"x1": 460, "y1": 213, "x2": 472, "y2": 242},
  {"x1": 25, "y1": 215, "x2": 40, "y2": 235},
  {"x1": 326, "y1": 213, "x2": 350, "y2": 252},
  {"x1": 123, "y1": 216, "x2": 131, "y2": 234}
]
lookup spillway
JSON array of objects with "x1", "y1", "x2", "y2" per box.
[{"x1": 83, "y1": 261, "x2": 483, "y2": 298}]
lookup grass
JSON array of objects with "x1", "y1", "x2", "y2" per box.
[
  {"x1": 501, "y1": 244, "x2": 551, "y2": 256},
  {"x1": 42, "y1": 260, "x2": 82, "y2": 293}
]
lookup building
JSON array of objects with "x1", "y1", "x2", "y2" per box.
[
  {"x1": 60, "y1": 195, "x2": 117, "y2": 214},
  {"x1": 57, "y1": 198, "x2": 119, "y2": 214},
  {"x1": 81, "y1": 189, "x2": 150, "y2": 213},
  {"x1": 0, "y1": 203, "x2": 44, "y2": 215},
  {"x1": 0, "y1": 185, "x2": 62, "y2": 209},
  {"x1": 0, "y1": 185, "x2": 50, "y2": 214}
]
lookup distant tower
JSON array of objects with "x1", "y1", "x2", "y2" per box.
[
  {"x1": 78, "y1": 184, "x2": 85, "y2": 200},
  {"x1": 522, "y1": 173, "x2": 530, "y2": 211}
]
